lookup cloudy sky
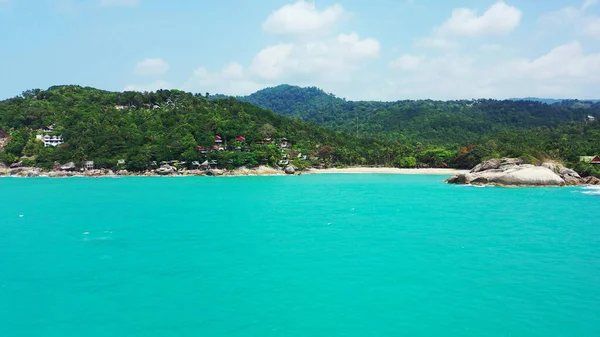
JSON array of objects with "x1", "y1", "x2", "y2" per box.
[{"x1": 1, "y1": 0, "x2": 599, "y2": 100}]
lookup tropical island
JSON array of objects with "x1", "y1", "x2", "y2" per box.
[{"x1": 1, "y1": 84, "x2": 599, "y2": 180}]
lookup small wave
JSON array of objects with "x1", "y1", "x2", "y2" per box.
[{"x1": 582, "y1": 191, "x2": 600, "y2": 196}]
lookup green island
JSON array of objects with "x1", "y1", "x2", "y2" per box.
[{"x1": 1, "y1": 84, "x2": 599, "y2": 178}]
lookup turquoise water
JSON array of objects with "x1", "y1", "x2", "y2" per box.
[{"x1": 1, "y1": 175, "x2": 599, "y2": 336}]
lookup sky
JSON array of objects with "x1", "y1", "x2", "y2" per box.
[{"x1": 1, "y1": 0, "x2": 599, "y2": 101}]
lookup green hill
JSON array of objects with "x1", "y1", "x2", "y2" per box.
[
  {"x1": 1, "y1": 85, "x2": 599, "y2": 174},
  {"x1": 233, "y1": 85, "x2": 600, "y2": 146}
]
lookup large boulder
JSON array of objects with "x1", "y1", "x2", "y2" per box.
[
  {"x1": 582, "y1": 176, "x2": 600, "y2": 185},
  {"x1": 558, "y1": 167, "x2": 581, "y2": 179},
  {"x1": 60, "y1": 162, "x2": 76, "y2": 171},
  {"x1": 470, "y1": 158, "x2": 523, "y2": 173},
  {"x1": 156, "y1": 165, "x2": 175, "y2": 175},
  {"x1": 492, "y1": 167, "x2": 564, "y2": 186},
  {"x1": 447, "y1": 158, "x2": 571, "y2": 187},
  {"x1": 206, "y1": 169, "x2": 224, "y2": 176},
  {"x1": 48, "y1": 171, "x2": 68, "y2": 178},
  {"x1": 284, "y1": 165, "x2": 296, "y2": 175}
]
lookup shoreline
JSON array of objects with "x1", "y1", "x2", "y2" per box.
[
  {"x1": 1, "y1": 166, "x2": 468, "y2": 178},
  {"x1": 306, "y1": 167, "x2": 468, "y2": 175}
]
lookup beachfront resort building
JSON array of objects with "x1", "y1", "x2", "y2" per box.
[{"x1": 580, "y1": 156, "x2": 600, "y2": 164}]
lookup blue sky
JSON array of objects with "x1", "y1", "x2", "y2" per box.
[{"x1": 1, "y1": 0, "x2": 599, "y2": 100}]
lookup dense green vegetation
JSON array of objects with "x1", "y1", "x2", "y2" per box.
[
  {"x1": 1, "y1": 85, "x2": 600, "y2": 176},
  {"x1": 235, "y1": 85, "x2": 600, "y2": 146}
]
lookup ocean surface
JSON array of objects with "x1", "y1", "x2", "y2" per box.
[{"x1": 1, "y1": 174, "x2": 599, "y2": 337}]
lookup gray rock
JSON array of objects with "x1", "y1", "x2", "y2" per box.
[
  {"x1": 563, "y1": 176, "x2": 581, "y2": 186},
  {"x1": 284, "y1": 165, "x2": 296, "y2": 174},
  {"x1": 449, "y1": 158, "x2": 573, "y2": 187},
  {"x1": 206, "y1": 169, "x2": 224, "y2": 176},
  {"x1": 491, "y1": 167, "x2": 564, "y2": 186},
  {"x1": 582, "y1": 176, "x2": 600, "y2": 185},
  {"x1": 117, "y1": 170, "x2": 129, "y2": 176},
  {"x1": 60, "y1": 162, "x2": 76, "y2": 171},
  {"x1": 558, "y1": 167, "x2": 581, "y2": 179},
  {"x1": 48, "y1": 171, "x2": 67, "y2": 178},
  {"x1": 156, "y1": 165, "x2": 175, "y2": 175},
  {"x1": 541, "y1": 162, "x2": 558, "y2": 173},
  {"x1": 471, "y1": 176, "x2": 490, "y2": 185},
  {"x1": 470, "y1": 159, "x2": 501, "y2": 173}
]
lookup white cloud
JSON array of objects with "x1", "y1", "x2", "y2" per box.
[
  {"x1": 134, "y1": 58, "x2": 169, "y2": 75},
  {"x1": 389, "y1": 55, "x2": 422, "y2": 71},
  {"x1": 437, "y1": 1, "x2": 522, "y2": 37},
  {"x1": 414, "y1": 37, "x2": 458, "y2": 49},
  {"x1": 100, "y1": 0, "x2": 139, "y2": 7},
  {"x1": 181, "y1": 63, "x2": 266, "y2": 96},
  {"x1": 250, "y1": 33, "x2": 379, "y2": 82},
  {"x1": 539, "y1": 0, "x2": 600, "y2": 39},
  {"x1": 124, "y1": 80, "x2": 171, "y2": 92},
  {"x1": 480, "y1": 44, "x2": 504, "y2": 53},
  {"x1": 385, "y1": 41, "x2": 600, "y2": 100},
  {"x1": 582, "y1": 0, "x2": 599, "y2": 11},
  {"x1": 262, "y1": 1, "x2": 345, "y2": 35}
]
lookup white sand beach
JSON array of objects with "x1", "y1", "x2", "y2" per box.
[{"x1": 307, "y1": 167, "x2": 469, "y2": 175}]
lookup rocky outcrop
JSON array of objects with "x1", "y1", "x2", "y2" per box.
[
  {"x1": 60, "y1": 162, "x2": 76, "y2": 171},
  {"x1": 156, "y1": 165, "x2": 175, "y2": 175},
  {"x1": 284, "y1": 165, "x2": 296, "y2": 175},
  {"x1": 206, "y1": 169, "x2": 224, "y2": 176},
  {"x1": 447, "y1": 158, "x2": 586, "y2": 186},
  {"x1": 8, "y1": 167, "x2": 41, "y2": 177},
  {"x1": 582, "y1": 176, "x2": 600, "y2": 185}
]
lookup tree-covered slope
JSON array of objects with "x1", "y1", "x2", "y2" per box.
[
  {"x1": 0, "y1": 86, "x2": 380, "y2": 170},
  {"x1": 1, "y1": 85, "x2": 600, "y2": 175},
  {"x1": 234, "y1": 85, "x2": 600, "y2": 145}
]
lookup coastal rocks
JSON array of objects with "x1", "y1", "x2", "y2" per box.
[
  {"x1": 47, "y1": 171, "x2": 68, "y2": 178},
  {"x1": 582, "y1": 176, "x2": 600, "y2": 185},
  {"x1": 156, "y1": 165, "x2": 176, "y2": 175},
  {"x1": 253, "y1": 165, "x2": 283, "y2": 175},
  {"x1": 60, "y1": 162, "x2": 76, "y2": 171},
  {"x1": 492, "y1": 167, "x2": 564, "y2": 186},
  {"x1": 206, "y1": 169, "x2": 224, "y2": 176},
  {"x1": 8, "y1": 167, "x2": 41, "y2": 177},
  {"x1": 284, "y1": 165, "x2": 296, "y2": 175},
  {"x1": 447, "y1": 158, "x2": 572, "y2": 186},
  {"x1": 117, "y1": 170, "x2": 129, "y2": 176}
]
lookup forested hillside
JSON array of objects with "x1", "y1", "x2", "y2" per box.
[
  {"x1": 235, "y1": 85, "x2": 600, "y2": 146},
  {"x1": 0, "y1": 85, "x2": 599, "y2": 175}
]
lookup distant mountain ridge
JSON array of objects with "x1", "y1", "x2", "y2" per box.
[
  {"x1": 509, "y1": 97, "x2": 600, "y2": 104},
  {"x1": 212, "y1": 85, "x2": 600, "y2": 145}
]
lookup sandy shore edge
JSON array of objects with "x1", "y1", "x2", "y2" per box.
[
  {"x1": 307, "y1": 167, "x2": 469, "y2": 175},
  {"x1": 1, "y1": 167, "x2": 468, "y2": 177}
]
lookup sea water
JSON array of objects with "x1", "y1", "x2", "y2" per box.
[{"x1": 1, "y1": 175, "x2": 599, "y2": 337}]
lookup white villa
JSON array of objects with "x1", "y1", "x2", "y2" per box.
[{"x1": 36, "y1": 135, "x2": 64, "y2": 147}]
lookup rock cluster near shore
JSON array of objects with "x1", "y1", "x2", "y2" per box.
[
  {"x1": 0, "y1": 164, "x2": 294, "y2": 177},
  {"x1": 446, "y1": 158, "x2": 600, "y2": 186}
]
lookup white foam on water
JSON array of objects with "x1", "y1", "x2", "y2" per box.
[
  {"x1": 18, "y1": 214, "x2": 24, "y2": 218},
  {"x1": 582, "y1": 191, "x2": 600, "y2": 196}
]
